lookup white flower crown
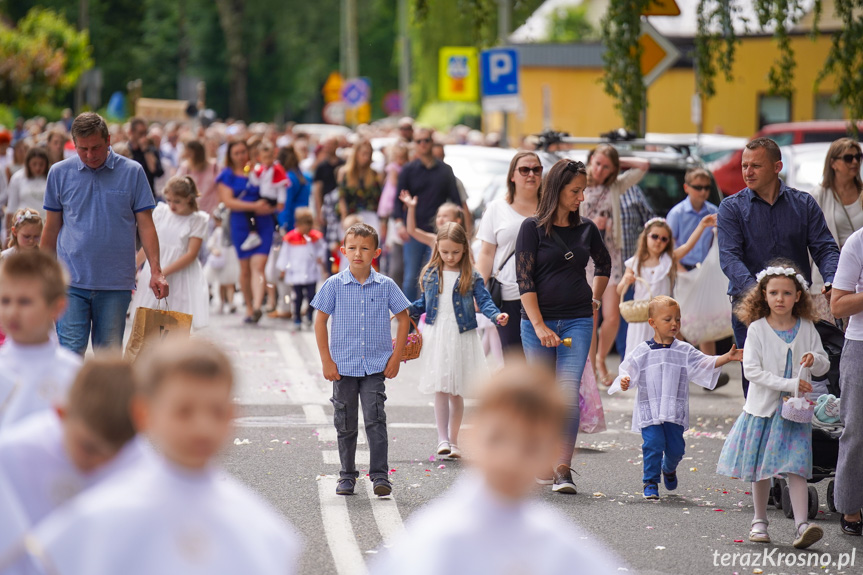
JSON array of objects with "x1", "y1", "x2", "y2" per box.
[
  {"x1": 755, "y1": 266, "x2": 809, "y2": 291},
  {"x1": 643, "y1": 217, "x2": 667, "y2": 229}
]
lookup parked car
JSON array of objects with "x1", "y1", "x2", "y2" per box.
[
  {"x1": 442, "y1": 145, "x2": 518, "y2": 212},
  {"x1": 711, "y1": 121, "x2": 863, "y2": 196},
  {"x1": 646, "y1": 132, "x2": 748, "y2": 164}
]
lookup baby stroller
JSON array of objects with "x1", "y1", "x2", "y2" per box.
[{"x1": 770, "y1": 320, "x2": 843, "y2": 519}]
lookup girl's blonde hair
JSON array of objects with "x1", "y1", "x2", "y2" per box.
[
  {"x1": 419, "y1": 222, "x2": 474, "y2": 296},
  {"x1": 8, "y1": 208, "x2": 43, "y2": 248},
  {"x1": 632, "y1": 218, "x2": 677, "y2": 288},
  {"x1": 164, "y1": 175, "x2": 200, "y2": 212},
  {"x1": 734, "y1": 261, "x2": 817, "y2": 326},
  {"x1": 343, "y1": 139, "x2": 377, "y2": 190},
  {"x1": 436, "y1": 202, "x2": 464, "y2": 226}
]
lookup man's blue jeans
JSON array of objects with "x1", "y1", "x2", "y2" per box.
[
  {"x1": 521, "y1": 317, "x2": 593, "y2": 464},
  {"x1": 56, "y1": 287, "x2": 132, "y2": 355},
  {"x1": 401, "y1": 238, "x2": 431, "y2": 302},
  {"x1": 641, "y1": 422, "x2": 686, "y2": 485}
]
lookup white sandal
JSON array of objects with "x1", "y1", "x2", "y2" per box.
[
  {"x1": 749, "y1": 519, "x2": 770, "y2": 543},
  {"x1": 793, "y1": 522, "x2": 823, "y2": 549}
]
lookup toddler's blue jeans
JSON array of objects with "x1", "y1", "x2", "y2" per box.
[{"x1": 641, "y1": 422, "x2": 685, "y2": 485}]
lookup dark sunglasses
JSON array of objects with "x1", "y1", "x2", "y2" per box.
[
  {"x1": 517, "y1": 166, "x2": 543, "y2": 176},
  {"x1": 687, "y1": 184, "x2": 710, "y2": 192},
  {"x1": 415, "y1": 138, "x2": 432, "y2": 144},
  {"x1": 564, "y1": 160, "x2": 586, "y2": 173},
  {"x1": 649, "y1": 233, "x2": 669, "y2": 243},
  {"x1": 837, "y1": 152, "x2": 863, "y2": 164}
]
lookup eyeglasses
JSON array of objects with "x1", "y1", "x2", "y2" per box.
[
  {"x1": 649, "y1": 233, "x2": 669, "y2": 243},
  {"x1": 837, "y1": 152, "x2": 863, "y2": 164},
  {"x1": 564, "y1": 160, "x2": 585, "y2": 173},
  {"x1": 687, "y1": 184, "x2": 711, "y2": 192},
  {"x1": 415, "y1": 138, "x2": 432, "y2": 144},
  {"x1": 517, "y1": 166, "x2": 543, "y2": 176}
]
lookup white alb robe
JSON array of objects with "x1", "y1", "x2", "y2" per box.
[{"x1": 27, "y1": 456, "x2": 302, "y2": 575}]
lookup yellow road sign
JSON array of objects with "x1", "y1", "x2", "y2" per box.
[
  {"x1": 638, "y1": 21, "x2": 681, "y2": 86},
  {"x1": 323, "y1": 71, "x2": 343, "y2": 104},
  {"x1": 641, "y1": 0, "x2": 680, "y2": 16},
  {"x1": 439, "y1": 47, "x2": 478, "y2": 102}
]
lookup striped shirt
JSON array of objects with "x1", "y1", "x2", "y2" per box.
[{"x1": 311, "y1": 268, "x2": 411, "y2": 377}]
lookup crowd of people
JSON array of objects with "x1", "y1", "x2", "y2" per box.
[{"x1": 0, "y1": 107, "x2": 862, "y2": 571}]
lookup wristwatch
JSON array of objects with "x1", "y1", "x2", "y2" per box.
[
  {"x1": 824, "y1": 282, "x2": 833, "y2": 291},
  {"x1": 592, "y1": 298, "x2": 602, "y2": 310}
]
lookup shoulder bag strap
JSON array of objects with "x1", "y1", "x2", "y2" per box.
[
  {"x1": 548, "y1": 229, "x2": 576, "y2": 263},
  {"x1": 493, "y1": 249, "x2": 516, "y2": 278}
]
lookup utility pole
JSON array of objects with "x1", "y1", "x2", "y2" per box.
[
  {"x1": 345, "y1": 0, "x2": 359, "y2": 79},
  {"x1": 398, "y1": 0, "x2": 411, "y2": 117},
  {"x1": 498, "y1": 0, "x2": 511, "y2": 146}
]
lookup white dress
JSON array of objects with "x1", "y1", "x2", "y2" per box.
[
  {"x1": 130, "y1": 204, "x2": 210, "y2": 329},
  {"x1": 623, "y1": 253, "x2": 672, "y2": 359},
  {"x1": 417, "y1": 271, "x2": 489, "y2": 397},
  {"x1": 204, "y1": 225, "x2": 240, "y2": 286}
]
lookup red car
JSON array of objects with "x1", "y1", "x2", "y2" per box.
[{"x1": 712, "y1": 121, "x2": 863, "y2": 196}]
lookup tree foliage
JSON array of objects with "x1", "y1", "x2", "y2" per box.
[
  {"x1": 547, "y1": 5, "x2": 596, "y2": 43},
  {"x1": 0, "y1": 8, "x2": 92, "y2": 116},
  {"x1": 817, "y1": 0, "x2": 863, "y2": 134},
  {"x1": 599, "y1": 0, "x2": 651, "y2": 134}
]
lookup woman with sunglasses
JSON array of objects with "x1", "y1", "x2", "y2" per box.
[
  {"x1": 476, "y1": 152, "x2": 543, "y2": 358},
  {"x1": 515, "y1": 159, "x2": 611, "y2": 493},
  {"x1": 808, "y1": 138, "x2": 863, "y2": 320},
  {"x1": 581, "y1": 145, "x2": 649, "y2": 385}
]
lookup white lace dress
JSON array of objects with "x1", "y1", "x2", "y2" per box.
[
  {"x1": 623, "y1": 253, "x2": 672, "y2": 359},
  {"x1": 417, "y1": 271, "x2": 490, "y2": 397}
]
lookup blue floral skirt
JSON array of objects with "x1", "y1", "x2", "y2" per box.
[{"x1": 716, "y1": 400, "x2": 812, "y2": 482}]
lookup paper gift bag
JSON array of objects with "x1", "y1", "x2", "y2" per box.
[{"x1": 124, "y1": 306, "x2": 193, "y2": 362}]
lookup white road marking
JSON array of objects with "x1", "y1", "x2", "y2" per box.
[
  {"x1": 363, "y1": 478, "x2": 405, "y2": 546},
  {"x1": 323, "y1": 450, "x2": 370, "y2": 465},
  {"x1": 317, "y1": 476, "x2": 368, "y2": 575},
  {"x1": 303, "y1": 404, "x2": 328, "y2": 425},
  {"x1": 275, "y1": 331, "x2": 330, "y2": 404},
  {"x1": 317, "y1": 426, "x2": 366, "y2": 445}
]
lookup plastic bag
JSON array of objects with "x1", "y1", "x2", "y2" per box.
[
  {"x1": 674, "y1": 229, "x2": 734, "y2": 345},
  {"x1": 579, "y1": 358, "x2": 607, "y2": 434}
]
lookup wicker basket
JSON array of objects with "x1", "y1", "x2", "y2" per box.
[
  {"x1": 619, "y1": 277, "x2": 652, "y2": 324},
  {"x1": 781, "y1": 367, "x2": 816, "y2": 423},
  {"x1": 392, "y1": 315, "x2": 423, "y2": 362}
]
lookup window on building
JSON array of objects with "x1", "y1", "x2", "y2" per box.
[
  {"x1": 814, "y1": 94, "x2": 845, "y2": 121},
  {"x1": 758, "y1": 95, "x2": 792, "y2": 130}
]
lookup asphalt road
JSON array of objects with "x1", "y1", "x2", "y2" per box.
[{"x1": 200, "y1": 311, "x2": 861, "y2": 575}]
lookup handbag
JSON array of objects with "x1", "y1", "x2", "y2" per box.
[
  {"x1": 486, "y1": 250, "x2": 515, "y2": 308},
  {"x1": 781, "y1": 366, "x2": 816, "y2": 423},
  {"x1": 618, "y1": 277, "x2": 652, "y2": 324}
]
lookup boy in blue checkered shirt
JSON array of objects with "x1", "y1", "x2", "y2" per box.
[{"x1": 311, "y1": 223, "x2": 411, "y2": 497}]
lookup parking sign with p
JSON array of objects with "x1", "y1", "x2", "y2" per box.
[{"x1": 481, "y1": 48, "x2": 520, "y2": 112}]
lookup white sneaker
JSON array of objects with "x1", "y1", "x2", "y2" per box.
[{"x1": 241, "y1": 232, "x2": 262, "y2": 251}]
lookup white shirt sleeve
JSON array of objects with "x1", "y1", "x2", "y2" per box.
[
  {"x1": 189, "y1": 212, "x2": 208, "y2": 239},
  {"x1": 476, "y1": 201, "x2": 498, "y2": 245},
  {"x1": 6, "y1": 170, "x2": 22, "y2": 213},
  {"x1": 833, "y1": 232, "x2": 863, "y2": 292}
]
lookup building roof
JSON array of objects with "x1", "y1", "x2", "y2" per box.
[{"x1": 510, "y1": 0, "x2": 831, "y2": 43}]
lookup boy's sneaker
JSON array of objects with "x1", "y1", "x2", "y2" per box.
[
  {"x1": 552, "y1": 464, "x2": 577, "y2": 494},
  {"x1": 241, "y1": 232, "x2": 262, "y2": 252},
  {"x1": 336, "y1": 478, "x2": 356, "y2": 496},
  {"x1": 662, "y1": 470, "x2": 678, "y2": 491},
  {"x1": 643, "y1": 483, "x2": 660, "y2": 499},
  {"x1": 373, "y1": 478, "x2": 393, "y2": 497}
]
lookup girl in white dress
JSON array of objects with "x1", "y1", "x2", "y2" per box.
[
  {"x1": 131, "y1": 176, "x2": 210, "y2": 329},
  {"x1": 204, "y1": 204, "x2": 240, "y2": 314},
  {"x1": 618, "y1": 216, "x2": 715, "y2": 358},
  {"x1": 409, "y1": 223, "x2": 509, "y2": 458}
]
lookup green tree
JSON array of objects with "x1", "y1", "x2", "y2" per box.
[
  {"x1": 546, "y1": 5, "x2": 595, "y2": 43},
  {"x1": 817, "y1": 0, "x2": 863, "y2": 134},
  {"x1": 0, "y1": 8, "x2": 92, "y2": 116},
  {"x1": 599, "y1": 0, "x2": 650, "y2": 134}
]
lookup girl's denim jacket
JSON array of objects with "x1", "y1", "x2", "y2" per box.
[{"x1": 409, "y1": 268, "x2": 502, "y2": 333}]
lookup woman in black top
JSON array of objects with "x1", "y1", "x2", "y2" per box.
[{"x1": 516, "y1": 159, "x2": 611, "y2": 494}]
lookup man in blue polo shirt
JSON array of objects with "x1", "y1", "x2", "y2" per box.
[
  {"x1": 40, "y1": 113, "x2": 168, "y2": 355},
  {"x1": 718, "y1": 137, "x2": 839, "y2": 396}
]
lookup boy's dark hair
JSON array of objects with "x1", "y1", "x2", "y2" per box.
[
  {"x1": 0, "y1": 250, "x2": 67, "y2": 304},
  {"x1": 476, "y1": 360, "x2": 565, "y2": 431},
  {"x1": 67, "y1": 357, "x2": 138, "y2": 449},
  {"x1": 343, "y1": 222, "x2": 379, "y2": 249},
  {"x1": 135, "y1": 339, "x2": 234, "y2": 397}
]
